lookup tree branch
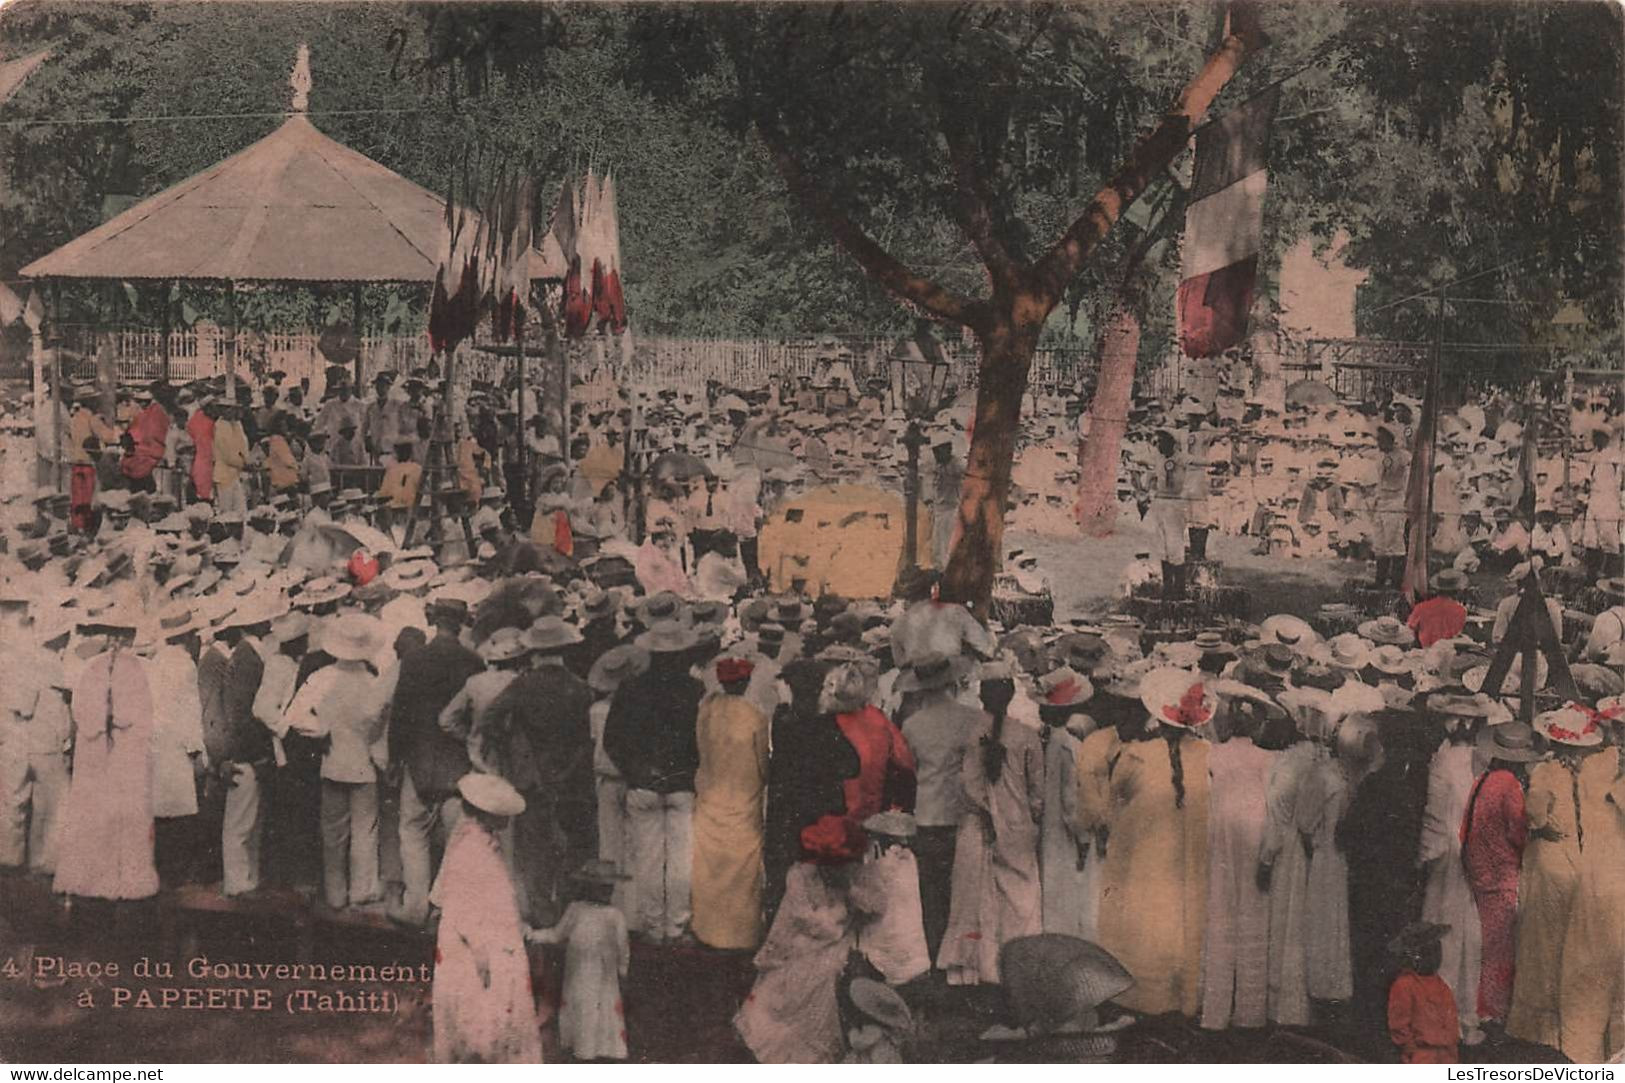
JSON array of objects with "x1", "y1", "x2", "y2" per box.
[
  {"x1": 1030, "y1": 11, "x2": 1266, "y2": 309},
  {"x1": 756, "y1": 119, "x2": 988, "y2": 330},
  {"x1": 936, "y1": 92, "x2": 1022, "y2": 289}
]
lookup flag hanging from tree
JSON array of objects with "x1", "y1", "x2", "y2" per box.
[
  {"x1": 1178, "y1": 85, "x2": 1279, "y2": 358},
  {"x1": 1402, "y1": 359, "x2": 1441, "y2": 601}
]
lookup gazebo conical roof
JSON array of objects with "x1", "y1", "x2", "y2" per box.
[{"x1": 21, "y1": 113, "x2": 568, "y2": 283}]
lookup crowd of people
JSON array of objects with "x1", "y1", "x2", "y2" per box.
[{"x1": 1, "y1": 347, "x2": 1623, "y2": 1066}]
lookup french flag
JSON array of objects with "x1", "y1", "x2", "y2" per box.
[{"x1": 1178, "y1": 86, "x2": 1279, "y2": 358}]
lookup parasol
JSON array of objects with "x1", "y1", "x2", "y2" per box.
[
  {"x1": 282, "y1": 521, "x2": 397, "y2": 572},
  {"x1": 318, "y1": 322, "x2": 360, "y2": 366}
]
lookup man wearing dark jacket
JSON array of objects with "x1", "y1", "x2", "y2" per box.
[
  {"x1": 485, "y1": 615, "x2": 596, "y2": 925},
  {"x1": 200, "y1": 613, "x2": 269, "y2": 896},
  {"x1": 387, "y1": 598, "x2": 483, "y2": 926},
  {"x1": 603, "y1": 620, "x2": 706, "y2": 942}
]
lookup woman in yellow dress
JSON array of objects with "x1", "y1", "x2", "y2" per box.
[
  {"x1": 1557, "y1": 700, "x2": 1625, "y2": 1063},
  {"x1": 1508, "y1": 705, "x2": 1602, "y2": 1048},
  {"x1": 691, "y1": 659, "x2": 771, "y2": 950},
  {"x1": 1077, "y1": 667, "x2": 1211, "y2": 1016}
]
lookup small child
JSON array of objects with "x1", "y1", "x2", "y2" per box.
[
  {"x1": 526, "y1": 860, "x2": 632, "y2": 1062},
  {"x1": 848, "y1": 811, "x2": 930, "y2": 986},
  {"x1": 843, "y1": 977, "x2": 913, "y2": 1064},
  {"x1": 1387, "y1": 920, "x2": 1459, "y2": 1064}
]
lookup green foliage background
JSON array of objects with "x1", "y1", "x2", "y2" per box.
[{"x1": 1, "y1": 1, "x2": 1619, "y2": 367}]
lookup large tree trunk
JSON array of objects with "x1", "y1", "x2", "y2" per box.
[
  {"x1": 940, "y1": 309, "x2": 1041, "y2": 617},
  {"x1": 1073, "y1": 304, "x2": 1140, "y2": 536}
]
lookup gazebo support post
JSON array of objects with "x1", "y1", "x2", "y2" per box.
[
  {"x1": 49, "y1": 280, "x2": 63, "y2": 491},
  {"x1": 351, "y1": 283, "x2": 364, "y2": 388},
  {"x1": 160, "y1": 280, "x2": 172, "y2": 384},
  {"x1": 27, "y1": 289, "x2": 46, "y2": 488}
]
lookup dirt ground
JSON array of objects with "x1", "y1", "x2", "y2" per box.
[
  {"x1": 1007, "y1": 513, "x2": 1359, "y2": 624},
  {"x1": 0, "y1": 869, "x2": 1565, "y2": 1065}
]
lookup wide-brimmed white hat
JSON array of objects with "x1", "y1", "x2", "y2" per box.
[
  {"x1": 1367, "y1": 644, "x2": 1413, "y2": 676},
  {"x1": 1358, "y1": 616, "x2": 1414, "y2": 647},
  {"x1": 1139, "y1": 667, "x2": 1216, "y2": 729},
  {"x1": 295, "y1": 576, "x2": 351, "y2": 608},
  {"x1": 1534, "y1": 702, "x2": 1607, "y2": 748},
  {"x1": 1259, "y1": 614, "x2": 1319, "y2": 651},
  {"x1": 1324, "y1": 632, "x2": 1373, "y2": 671},
  {"x1": 380, "y1": 559, "x2": 437, "y2": 592},
  {"x1": 457, "y1": 772, "x2": 526, "y2": 816},
  {"x1": 479, "y1": 625, "x2": 534, "y2": 663},
  {"x1": 323, "y1": 612, "x2": 384, "y2": 662}
]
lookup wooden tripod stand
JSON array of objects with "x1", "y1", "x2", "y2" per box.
[{"x1": 1479, "y1": 570, "x2": 1580, "y2": 722}]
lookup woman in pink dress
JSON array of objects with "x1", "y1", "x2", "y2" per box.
[
  {"x1": 53, "y1": 624, "x2": 159, "y2": 900},
  {"x1": 431, "y1": 773, "x2": 543, "y2": 1064}
]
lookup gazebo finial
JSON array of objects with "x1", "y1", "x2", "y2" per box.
[{"x1": 290, "y1": 43, "x2": 311, "y2": 114}]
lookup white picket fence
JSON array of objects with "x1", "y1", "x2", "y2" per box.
[{"x1": 54, "y1": 325, "x2": 1091, "y2": 395}]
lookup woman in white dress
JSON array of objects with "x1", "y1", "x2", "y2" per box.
[
  {"x1": 1418, "y1": 705, "x2": 1484, "y2": 1043},
  {"x1": 54, "y1": 623, "x2": 159, "y2": 901},
  {"x1": 1034, "y1": 669, "x2": 1096, "y2": 939},
  {"x1": 431, "y1": 774, "x2": 542, "y2": 1064},
  {"x1": 937, "y1": 667, "x2": 1044, "y2": 985}
]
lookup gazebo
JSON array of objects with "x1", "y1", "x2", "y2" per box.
[
  {"x1": 19, "y1": 45, "x2": 567, "y2": 484},
  {"x1": 20, "y1": 111, "x2": 568, "y2": 385}
]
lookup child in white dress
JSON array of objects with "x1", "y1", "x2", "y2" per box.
[{"x1": 527, "y1": 860, "x2": 633, "y2": 1061}]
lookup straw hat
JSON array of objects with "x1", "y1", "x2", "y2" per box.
[
  {"x1": 636, "y1": 619, "x2": 700, "y2": 654},
  {"x1": 1324, "y1": 632, "x2": 1373, "y2": 671},
  {"x1": 1259, "y1": 613, "x2": 1319, "y2": 651},
  {"x1": 457, "y1": 773, "x2": 526, "y2": 817},
  {"x1": 296, "y1": 576, "x2": 352, "y2": 608},
  {"x1": 1476, "y1": 720, "x2": 1547, "y2": 763},
  {"x1": 267, "y1": 609, "x2": 311, "y2": 644},
  {"x1": 1367, "y1": 644, "x2": 1413, "y2": 676},
  {"x1": 1432, "y1": 569, "x2": 1469, "y2": 593},
  {"x1": 1358, "y1": 615, "x2": 1414, "y2": 647},
  {"x1": 480, "y1": 626, "x2": 534, "y2": 664},
  {"x1": 324, "y1": 612, "x2": 385, "y2": 662},
  {"x1": 1428, "y1": 691, "x2": 1507, "y2": 721},
  {"x1": 1534, "y1": 703, "x2": 1607, "y2": 748},
  {"x1": 589, "y1": 644, "x2": 649, "y2": 695},
  {"x1": 862, "y1": 810, "x2": 917, "y2": 840},
  {"x1": 632, "y1": 591, "x2": 687, "y2": 627},
  {"x1": 848, "y1": 978, "x2": 914, "y2": 1033},
  {"x1": 1191, "y1": 629, "x2": 1237, "y2": 656},
  {"x1": 380, "y1": 559, "x2": 436, "y2": 592},
  {"x1": 1038, "y1": 666, "x2": 1093, "y2": 708},
  {"x1": 1139, "y1": 667, "x2": 1216, "y2": 728},
  {"x1": 895, "y1": 651, "x2": 974, "y2": 693},
  {"x1": 525, "y1": 614, "x2": 583, "y2": 652}
]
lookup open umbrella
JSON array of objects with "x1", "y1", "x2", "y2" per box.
[
  {"x1": 1285, "y1": 379, "x2": 1338, "y2": 408},
  {"x1": 282, "y1": 521, "x2": 397, "y2": 572}
]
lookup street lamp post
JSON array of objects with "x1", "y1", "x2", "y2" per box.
[{"x1": 889, "y1": 333, "x2": 953, "y2": 589}]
